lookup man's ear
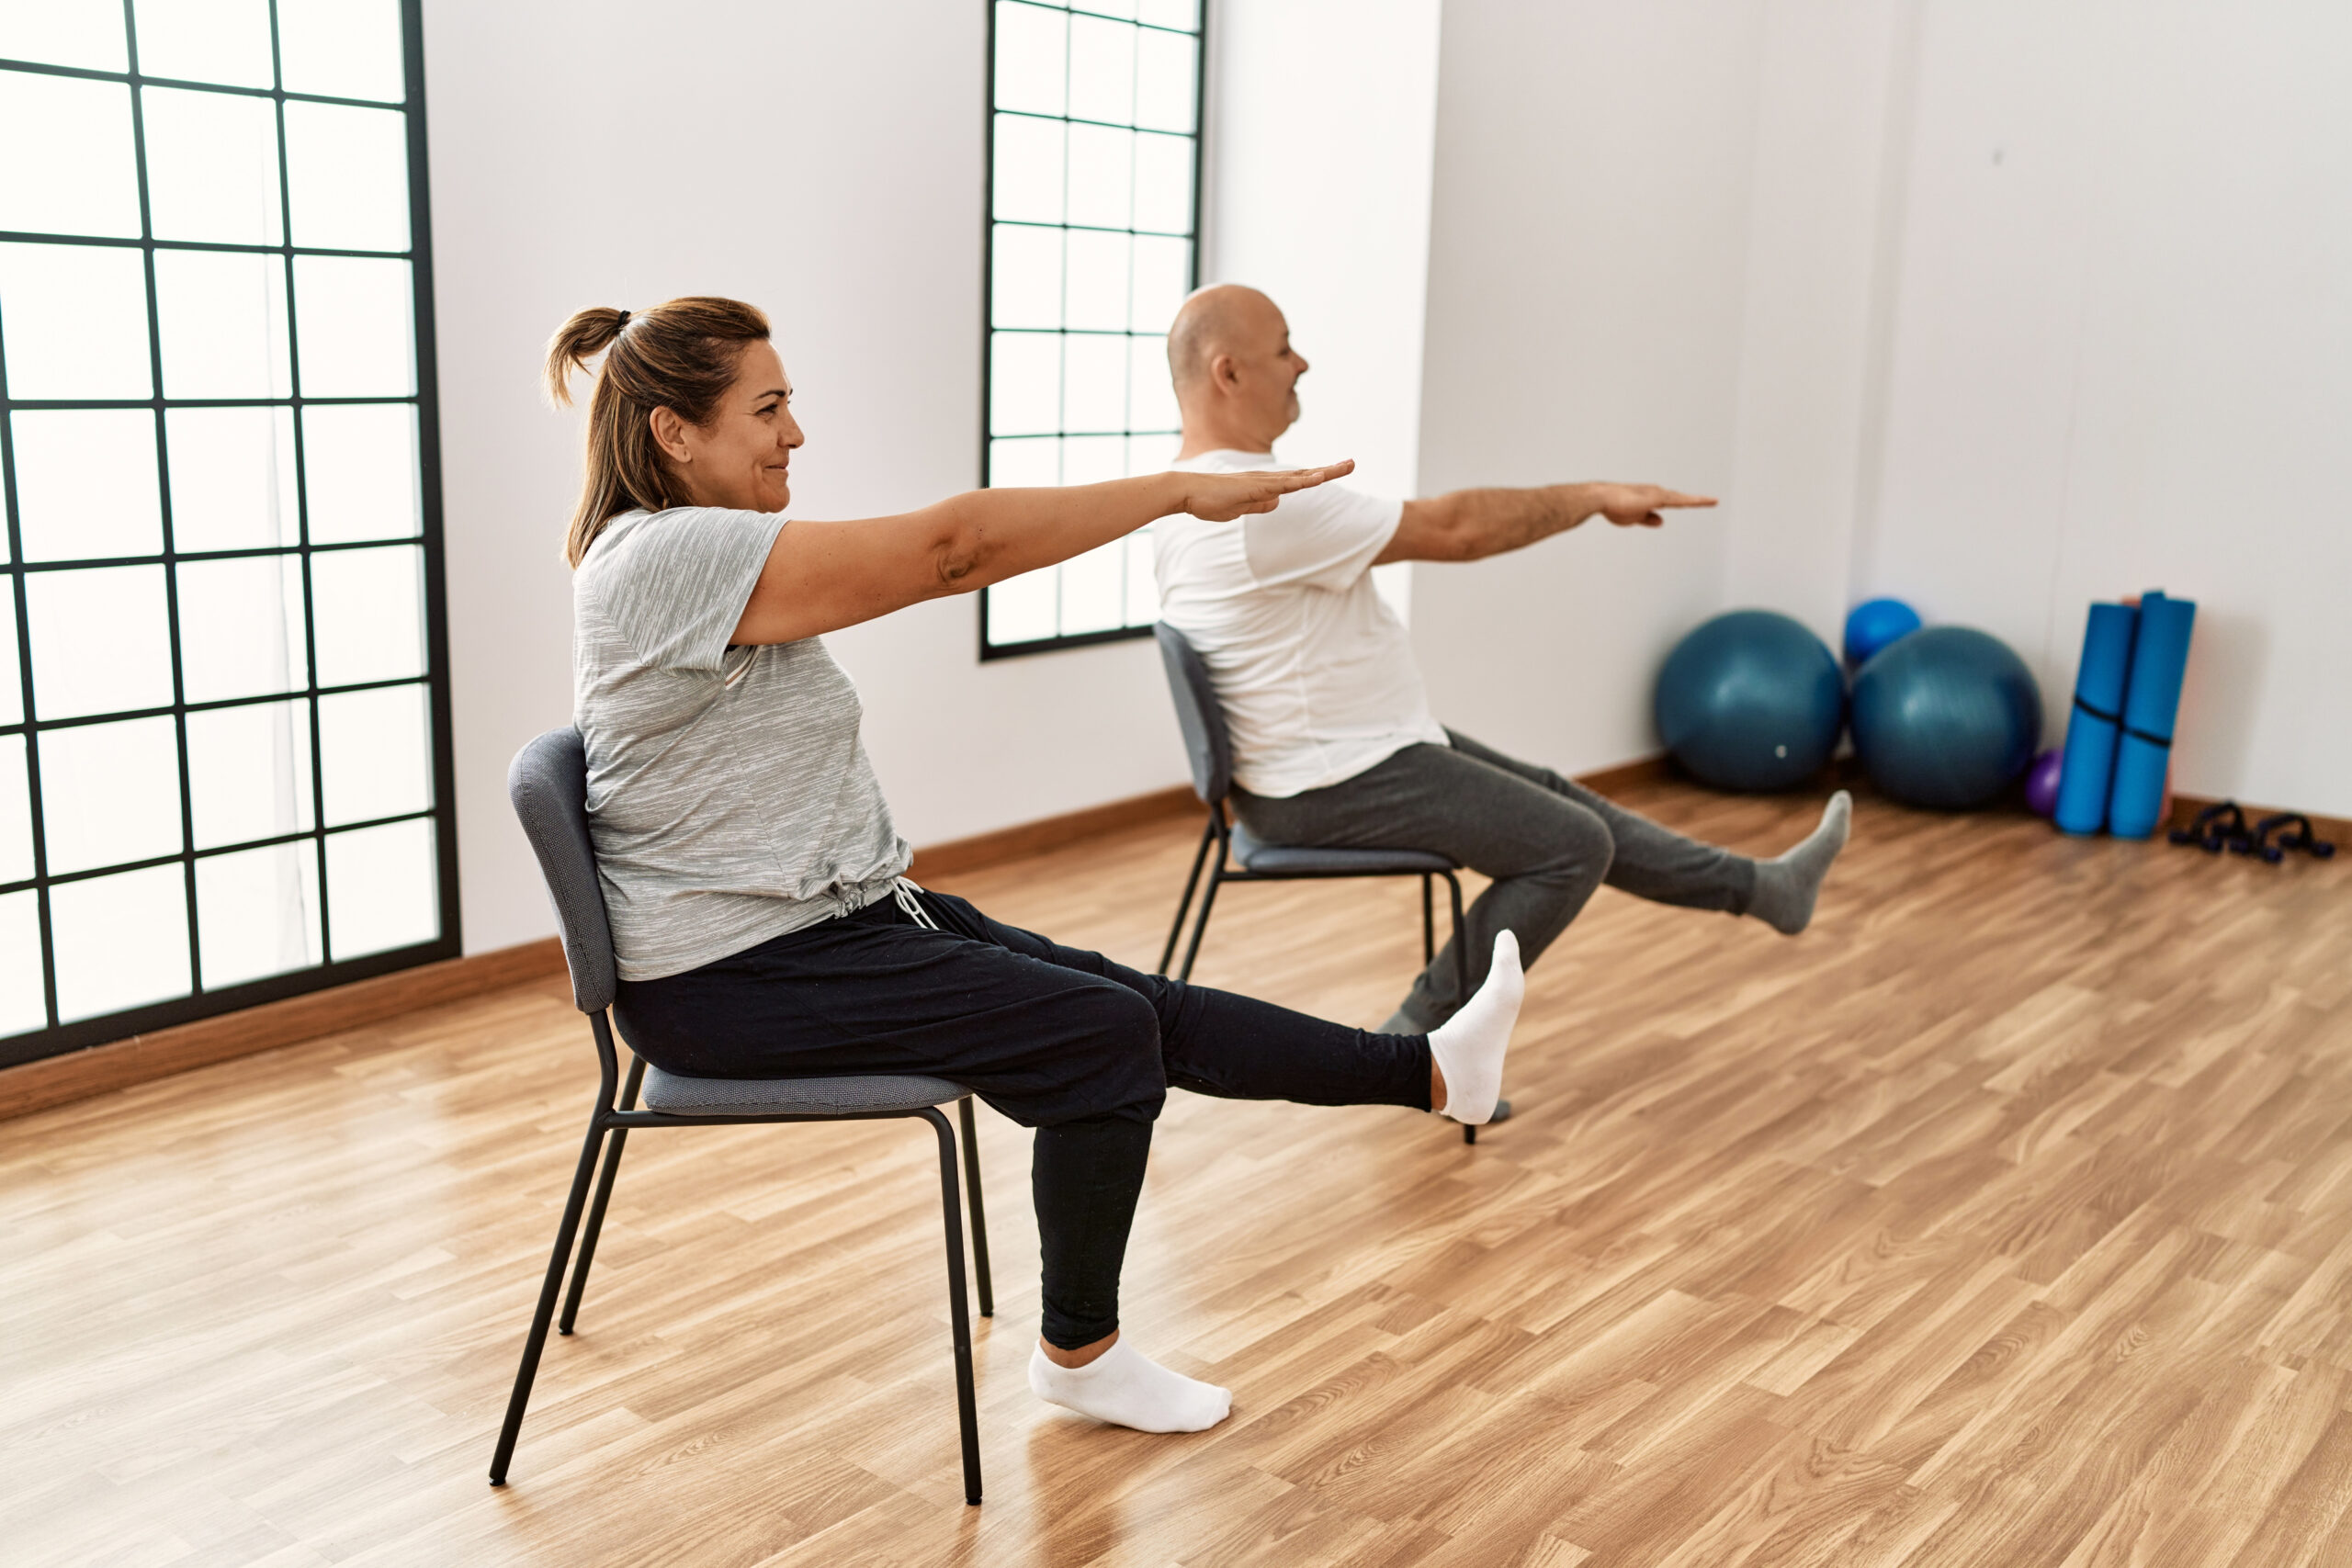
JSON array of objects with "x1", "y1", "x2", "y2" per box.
[
  {"x1": 649, "y1": 405, "x2": 692, "y2": 464},
  {"x1": 1209, "y1": 350, "x2": 1240, "y2": 391}
]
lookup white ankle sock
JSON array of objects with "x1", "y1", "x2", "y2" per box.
[
  {"x1": 1028, "y1": 1340, "x2": 1232, "y2": 1433},
  {"x1": 1428, "y1": 931, "x2": 1523, "y2": 1125}
]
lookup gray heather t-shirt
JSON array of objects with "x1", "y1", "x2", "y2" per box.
[{"x1": 572, "y1": 507, "x2": 911, "y2": 981}]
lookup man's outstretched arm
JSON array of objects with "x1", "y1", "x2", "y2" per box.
[{"x1": 1374, "y1": 482, "x2": 1716, "y2": 565}]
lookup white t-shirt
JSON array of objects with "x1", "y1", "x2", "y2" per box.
[{"x1": 1154, "y1": 449, "x2": 1449, "y2": 798}]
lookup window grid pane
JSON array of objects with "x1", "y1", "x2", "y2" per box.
[
  {"x1": 980, "y1": 0, "x2": 1203, "y2": 656},
  {"x1": 0, "y1": 2, "x2": 451, "y2": 1061}
]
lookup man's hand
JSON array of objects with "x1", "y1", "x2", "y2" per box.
[
  {"x1": 1588, "y1": 483, "x2": 1716, "y2": 528},
  {"x1": 1381, "y1": 479, "x2": 1717, "y2": 563}
]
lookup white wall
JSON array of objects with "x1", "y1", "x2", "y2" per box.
[
  {"x1": 1720, "y1": 0, "x2": 1914, "y2": 652},
  {"x1": 424, "y1": 0, "x2": 2351, "y2": 960},
  {"x1": 1412, "y1": 0, "x2": 2351, "y2": 816},
  {"x1": 1202, "y1": 0, "x2": 1444, "y2": 506},
  {"x1": 423, "y1": 0, "x2": 1187, "y2": 955},
  {"x1": 1849, "y1": 0, "x2": 2352, "y2": 814},
  {"x1": 1409, "y1": 0, "x2": 1761, "y2": 774}
]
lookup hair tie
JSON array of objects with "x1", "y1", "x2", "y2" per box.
[{"x1": 615, "y1": 310, "x2": 631, "y2": 331}]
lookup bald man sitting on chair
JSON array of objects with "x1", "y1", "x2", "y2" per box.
[{"x1": 1153, "y1": 285, "x2": 1852, "y2": 1035}]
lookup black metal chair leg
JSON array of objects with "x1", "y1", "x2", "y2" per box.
[
  {"x1": 1422, "y1": 874, "x2": 1436, "y2": 964},
  {"x1": 1175, "y1": 863, "x2": 1228, "y2": 983},
  {"x1": 924, "y1": 1108, "x2": 984, "y2": 1506},
  {"x1": 489, "y1": 1107, "x2": 610, "y2": 1484},
  {"x1": 1443, "y1": 872, "x2": 1469, "y2": 999},
  {"x1": 959, "y1": 1095, "x2": 993, "y2": 1318},
  {"x1": 560, "y1": 1055, "x2": 644, "y2": 1335},
  {"x1": 1157, "y1": 816, "x2": 1219, "y2": 975},
  {"x1": 1442, "y1": 872, "x2": 1477, "y2": 1145}
]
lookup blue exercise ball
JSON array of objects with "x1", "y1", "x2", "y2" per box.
[
  {"x1": 1850, "y1": 626, "x2": 2041, "y2": 809},
  {"x1": 1655, "y1": 610, "x2": 1845, "y2": 792},
  {"x1": 1843, "y1": 597, "x2": 1922, "y2": 665}
]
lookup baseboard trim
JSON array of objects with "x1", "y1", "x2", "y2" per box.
[
  {"x1": 1576, "y1": 754, "x2": 1673, "y2": 795},
  {"x1": 0, "y1": 938, "x2": 567, "y2": 1123},
  {"x1": 907, "y1": 784, "x2": 1200, "y2": 883}
]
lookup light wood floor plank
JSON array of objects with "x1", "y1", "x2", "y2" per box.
[{"x1": 6, "y1": 778, "x2": 2349, "y2": 1563}]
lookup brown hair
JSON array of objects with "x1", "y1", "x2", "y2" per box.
[{"x1": 544, "y1": 296, "x2": 773, "y2": 566}]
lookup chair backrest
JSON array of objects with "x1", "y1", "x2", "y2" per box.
[
  {"x1": 1154, "y1": 621, "x2": 1234, "y2": 807},
  {"x1": 508, "y1": 728, "x2": 617, "y2": 1015}
]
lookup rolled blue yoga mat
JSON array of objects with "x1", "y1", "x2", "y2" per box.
[
  {"x1": 2052, "y1": 602, "x2": 2137, "y2": 836},
  {"x1": 2108, "y1": 592, "x2": 2196, "y2": 840}
]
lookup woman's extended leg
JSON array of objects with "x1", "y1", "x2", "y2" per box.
[
  {"x1": 906, "y1": 886, "x2": 1524, "y2": 1138},
  {"x1": 614, "y1": 888, "x2": 1521, "y2": 1432}
]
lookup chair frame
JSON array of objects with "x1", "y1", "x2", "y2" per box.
[
  {"x1": 1150, "y1": 622, "x2": 1491, "y2": 1143},
  {"x1": 1159, "y1": 799, "x2": 1469, "y2": 1002},
  {"x1": 488, "y1": 1009, "x2": 994, "y2": 1505},
  {"x1": 1156, "y1": 803, "x2": 1486, "y2": 1146},
  {"x1": 490, "y1": 728, "x2": 995, "y2": 1506}
]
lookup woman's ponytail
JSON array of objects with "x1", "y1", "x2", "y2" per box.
[
  {"x1": 544, "y1": 306, "x2": 629, "y2": 411},
  {"x1": 545, "y1": 297, "x2": 772, "y2": 566}
]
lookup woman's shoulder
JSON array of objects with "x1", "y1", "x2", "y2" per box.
[
  {"x1": 578, "y1": 507, "x2": 654, "y2": 566},
  {"x1": 582, "y1": 506, "x2": 779, "y2": 578}
]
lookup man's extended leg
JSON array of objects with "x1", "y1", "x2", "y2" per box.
[
  {"x1": 1444, "y1": 732, "x2": 1753, "y2": 910},
  {"x1": 1446, "y1": 731, "x2": 1849, "y2": 935},
  {"x1": 1231, "y1": 742, "x2": 1620, "y2": 1030}
]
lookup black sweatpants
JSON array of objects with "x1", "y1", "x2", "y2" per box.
[{"x1": 612, "y1": 884, "x2": 1431, "y2": 1348}]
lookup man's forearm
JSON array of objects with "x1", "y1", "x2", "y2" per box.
[
  {"x1": 1382, "y1": 479, "x2": 1712, "y2": 565},
  {"x1": 1429, "y1": 483, "x2": 1610, "y2": 561}
]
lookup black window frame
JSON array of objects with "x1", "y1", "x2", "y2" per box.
[
  {"x1": 976, "y1": 0, "x2": 1211, "y2": 662},
  {"x1": 0, "y1": 0, "x2": 458, "y2": 1069}
]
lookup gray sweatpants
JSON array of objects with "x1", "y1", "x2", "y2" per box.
[{"x1": 1231, "y1": 730, "x2": 1756, "y2": 1029}]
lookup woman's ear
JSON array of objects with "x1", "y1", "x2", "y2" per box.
[{"x1": 648, "y1": 405, "x2": 693, "y2": 465}]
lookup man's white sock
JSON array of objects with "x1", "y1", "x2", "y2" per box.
[
  {"x1": 1427, "y1": 931, "x2": 1523, "y2": 1125},
  {"x1": 1028, "y1": 1340, "x2": 1232, "y2": 1433}
]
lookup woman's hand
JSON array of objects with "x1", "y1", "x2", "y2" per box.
[
  {"x1": 729, "y1": 459, "x2": 1358, "y2": 646},
  {"x1": 1174, "y1": 460, "x2": 1355, "y2": 522}
]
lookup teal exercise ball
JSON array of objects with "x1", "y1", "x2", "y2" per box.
[
  {"x1": 1654, "y1": 610, "x2": 1845, "y2": 792},
  {"x1": 1849, "y1": 626, "x2": 2041, "y2": 808}
]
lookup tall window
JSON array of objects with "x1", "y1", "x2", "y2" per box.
[
  {"x1": 980, "y1": 0, "x2": 1204, "y2": 658},
  {"x1": 0, "y1": 0, "x2": 452, "y2": 1066}
]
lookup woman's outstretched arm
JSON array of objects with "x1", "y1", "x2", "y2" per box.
[{"x1": 729, "y1": 463, "x2": 1352, "y2": 646}]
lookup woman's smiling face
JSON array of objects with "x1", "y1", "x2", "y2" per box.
[{"x1": 655, "y1": 339, "x2": 805, "y2": 513}]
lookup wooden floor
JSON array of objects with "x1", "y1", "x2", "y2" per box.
[{"x1": 7, "y1": 777, "x2": 2352, "y2": 1566}]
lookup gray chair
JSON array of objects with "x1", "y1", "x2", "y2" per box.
[
  {"x1": 489, "y1": 728, "x2": 992, "y2": 1505},
  {"x1": 1152, "y1": 624, "x2": 1503, "y2": 1144}
]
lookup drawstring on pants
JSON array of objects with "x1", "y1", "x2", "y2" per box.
[{"x1": 894, "y1": 877, "x2": 940, "y2": 930}]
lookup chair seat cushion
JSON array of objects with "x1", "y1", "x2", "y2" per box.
[
  {"x1": 640, "y1": 1066, "x2": 967, "y2": 1117},
  {"x1": 1229, "y1": 823, "x2": 1456, "y2": 876}
]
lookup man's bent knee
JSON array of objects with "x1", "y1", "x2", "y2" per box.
[{"x1": 1520, "y1": 798, "x2": 1613, "y2": 885}]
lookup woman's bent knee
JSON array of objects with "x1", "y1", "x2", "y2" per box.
[
  {"x1": 1073, "y1": 981, "x2": 1160, "y2": 1051},
  {"x1": 1050, "y1": 981, "x2": 1167, "y2": 1119}
]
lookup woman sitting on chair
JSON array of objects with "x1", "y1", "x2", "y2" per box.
[{"x1": 550, "y1": 297, "x2": 1523, "y2": 1434}]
